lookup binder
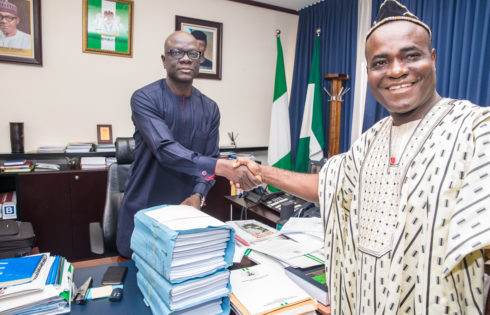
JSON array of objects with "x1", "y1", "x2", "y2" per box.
[
  {"x1": 130, "y1": 205, "x2": 235, "y2": 283},
  {"x1": 134, "y1": 253, "x2": 231, "y2": 311},
  {"x1": 136, "y1": 272, "x2": 231, "y2": 315},
  {"x1": 0, "y1": 253, "x2": 47, "y2": 287}
]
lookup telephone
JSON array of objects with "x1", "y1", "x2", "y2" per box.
[
  {"x1": 242, "y1": 188, "x2": 315, "y2": 215},
  {"x1": 292, "y1": 202, "x2": 320, "y2": 218}
]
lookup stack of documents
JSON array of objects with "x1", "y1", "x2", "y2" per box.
[
  {"x1": 228, "y1": 219, "x2": 324, "y2": 268},
  {"x1": 65, "y1": 142, "x2": 94, "y2": 153},
  {"x1": 80, "y1": 157, "x2": 107, "y2": 170},
  {"x1": 1, "y1": 160, "x2": 34, "y2": 173},
  {"x1": 37, "y1": 146, "x2": 66, "y2": 153},
  {"x1": 229, "y1": 264, "x2": 317, "y2": 315},
  {"x1": 0, "y1": 253, "x2": 73, "y2": 315},
  {"x1": 95, "y1": 143, "x2": 116, "y2": 152},
  {"x1": 131, "y1": 205, "x2": 235, "y2": 315},
  {"x1": 34, "y1": 163, "x2": 61, "y2": 172}
]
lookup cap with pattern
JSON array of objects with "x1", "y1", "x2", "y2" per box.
[
  {"x1": 366, "y1": 0, "x2": 431, "y2": 40},
  {"x1": 0, "y1": 0, "x2": 17, "y2": 16}
]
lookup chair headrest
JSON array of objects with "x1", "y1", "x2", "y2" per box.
[{"x1": 115, "y1": 137, "x2": 135, "y2": 164}]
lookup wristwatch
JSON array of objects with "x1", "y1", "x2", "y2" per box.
[{"x1": 193, "y1": 193, "x2": 205, "y2": 208}]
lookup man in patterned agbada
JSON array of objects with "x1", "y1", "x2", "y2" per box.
[{"x1": 233, "y1": 1, "x2": 490, "y2": 314}]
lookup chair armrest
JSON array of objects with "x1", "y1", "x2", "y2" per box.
[{"x1": 89, "y1": 222, "x2": 104, "y2": 255}]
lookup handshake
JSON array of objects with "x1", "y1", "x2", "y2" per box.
[{"x1": 215, "y1": 158, "x2": 262, "y2": 191}]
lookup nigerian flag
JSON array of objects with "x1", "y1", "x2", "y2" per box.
[
  {"x1": 294, "y1": 34, "x2": 325, "y2": 173},
  {"x1": 268, "y1": 36, "x2": 292, "y2": 191}
]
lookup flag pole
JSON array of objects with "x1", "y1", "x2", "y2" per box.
[
  {"x1": 268, "y1": 27, "x2": 292, "y2": 189},
  {"x1": 324, "y1": 73, "x2": 350, "y2": 157}
]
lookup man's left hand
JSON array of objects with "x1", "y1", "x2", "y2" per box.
[{"x1": 180, "y1": 194, "x2": 201, "y2": 210}]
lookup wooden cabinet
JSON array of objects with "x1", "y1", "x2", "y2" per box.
[{"x1": 16, "y1": 170, "x2": 107, "y2": 261}]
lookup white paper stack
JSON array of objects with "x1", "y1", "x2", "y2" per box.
[
  {"x1": 228, "y1": 219, "x2": 325, "y2": 268},
  {"x1": 80, "y1": 157, "x2": 107, "y2": 170},
  {"x1": 65, "y1": 143, "x2": 94, "y2": 153},
  {"x1": 229, "y1": 264, "x2": 317, "y2": 315},
  {"x1": 131, "y1": 205, "x2": 235, "y2": 315}
]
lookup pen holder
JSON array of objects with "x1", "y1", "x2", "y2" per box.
[{"x1": 10, "y1": 122, "x2": 24, "y2": 154}]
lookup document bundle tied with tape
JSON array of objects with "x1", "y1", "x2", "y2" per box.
[{"x1": 131, "y1": 205, "x2": 235, "y2": 315}]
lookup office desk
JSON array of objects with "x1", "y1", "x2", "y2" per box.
[
  {"x1": 225, "y1": 195, "x2": 280, "y2": 227},
  {"x1": 71, "y1": 260, "x2": 150, "y2": 315},
  {"x1": 71, "y1": 256, "x2": 330, "y2": 315}
]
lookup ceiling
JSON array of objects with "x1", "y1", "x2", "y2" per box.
[{"x1": 251, "y1": 0, "x2": 322, "y2": 11}]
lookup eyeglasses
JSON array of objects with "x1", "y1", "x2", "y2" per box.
[
  {"x1": 0, "y1": 14, "x2": 17, "y2": 22},
  {"x1": 166, "y1": 49, "x2": 201, "y2": 60}
]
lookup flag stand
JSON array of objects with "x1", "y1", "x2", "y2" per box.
[{"x1": 323, "y1": 73, "x2": 349, "y2": 157}]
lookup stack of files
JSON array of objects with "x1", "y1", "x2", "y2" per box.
[
  {"x1": 34, "y1": 162, "x2": 61, "y2": 172},
  {"x1": 65, "y1": 142, "x2": 94, "y2": 153},
  {"x1": 229, "y1": 264, "x2": 317, "y2": 315},
  {"x1": 1, "y1": 159, "x2": 34, "y2": 173},
  {"x1": 80, "y1": 157, "x2": 107, "y2": 170},
  {"x1": 131, "y1": 204, "x2": 235, "y2": 315},
  {"x1": 95, "y1": 143, "x2": 116, "y2": 152},
  {"x1": 0, "y1": 253, "x2": 73, "y2": 315},
  {"x1": 37, "y1": 146, "x2": 66, "y2": 153},
  {"x1": 228, "y1": 220, "x2": 323, "y2": 268},
  {"x1": 135, "y1": 254, "x2": 231, "y2": 312}
]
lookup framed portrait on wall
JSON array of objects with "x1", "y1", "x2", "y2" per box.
[
  {"x1": 0, "y1": 0, "x2": 42, "y2": 65},
  {"x1": 82, "y1": 0, "x2": 133, "y2": 57},
  {"x1": 176, "y1": 15, "x2": 222, "y2": 80}
]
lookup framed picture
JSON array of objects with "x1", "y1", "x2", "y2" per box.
[
  {"x1": 82, "y1": 0, "x2": 133, "y2": 57},
  {"x1": 176, "y1": 15, "x2": 222, "y2": 80},
  {"x1": 97, "y1": 124, "x2": 113, "y2": 144},
  {"x1": 0, "y1": 0, "x2": 42, "y2": 65}
]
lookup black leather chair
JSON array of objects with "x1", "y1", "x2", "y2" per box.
[{"x1": 89, "y1": 137, "x2": 135, "y2": 255}]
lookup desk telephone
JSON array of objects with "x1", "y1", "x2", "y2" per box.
[{"x1": 243, "y1": 189, "x2": 319, "y2": 217}]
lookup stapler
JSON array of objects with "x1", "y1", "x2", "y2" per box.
[{"x1": 73, "y1": 276, "x2": 93, "y2": 305}]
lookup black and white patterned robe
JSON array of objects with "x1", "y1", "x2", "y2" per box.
[{"x1": 319, "y1": 99, "x2": 490, "y2": 315}]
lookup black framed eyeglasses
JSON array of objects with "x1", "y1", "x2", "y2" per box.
[
  {"x1": 0, "y1": 14, "x2": 17, "y2": 22},
  {"x1": 166, "y1": 49, "x2": 201, "y2": 60}
]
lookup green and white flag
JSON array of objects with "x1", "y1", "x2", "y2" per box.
[
  {"x1": 268, "y1": 36, "x2": 293, "y2": 191},
  {"x1": 295, "y1": 34, "x2": 325, "y2": 173}
]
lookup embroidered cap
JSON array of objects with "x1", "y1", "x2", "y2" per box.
[
  {"x1": 0, "y1": 0, "x2": 17, "y2": 16},
  {"x1": 366, "y1": 0, "x2": 431, "y2": 40}
]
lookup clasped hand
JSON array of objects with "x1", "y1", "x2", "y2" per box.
[{"x1": 215, "y1": 158, "x2": 262, "y2": 191}]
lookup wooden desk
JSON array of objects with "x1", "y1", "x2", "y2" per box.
[
  {"x1": 72, "y1": 255, "x2": 130, "y2": 269},
  {"x1": 225, "y1": 195, "x2": 280, "y2": 227}
]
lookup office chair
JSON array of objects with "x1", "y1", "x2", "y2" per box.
[{"x1": 89, "y1": 137, "x2": 135, "y2": 255}]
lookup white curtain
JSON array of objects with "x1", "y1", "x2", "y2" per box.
[{"x1": 350, "y1": 0, "x2": 372, "y2": 144}]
